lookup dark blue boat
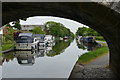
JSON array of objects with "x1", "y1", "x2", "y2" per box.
[{"x1": 80, "y1": 36, "x2": 96, "y2": 43}]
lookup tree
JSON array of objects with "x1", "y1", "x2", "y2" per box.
[
  {"x1": 44, "y1": 21, "x2": 74, "y2": 38},
  {"x1": 12, "y1": 20, "x2": 21, "y2": 30},
  {"x1": 29, "y1": 27, "x2": 45, "y2": 34},
  {"x1": 76, "y1": 27, "x2": 100, "y2": 36},
  {"x1": 7, "y1": 18, "x2": 27, "y2": 30}
]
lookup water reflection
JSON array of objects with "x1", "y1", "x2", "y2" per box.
[
  {"x1": 3, "y1": 39, "x2": 89, "y2": 78},
  {"x1": 0, "y1": 55, "x2": 3, "y2": 65},
  {"x1": 14, "y1": 51, "x2": 35, "y2": 65},
  {"x1": 76, "y1": 40, "x2": 101, "y2": 51},
  {"x1": 46, "y1": 40, "x2": 72, "y2": 57},
  {"x1": 1, "y1": 39, "x2": 73, "y2": 66},
  {"x1": 1, "y1": 52, "x2": 14, "y2": 65},
  {"x1": 35, "y1": 49, "x2": 45, "y2": 57}
]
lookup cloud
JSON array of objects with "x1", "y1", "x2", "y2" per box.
[{"x1": 20, "y1": 16, "x2": 89, "y2": 34}]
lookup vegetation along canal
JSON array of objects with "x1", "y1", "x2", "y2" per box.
[
  {"x1": 1, "y1": 21, "x2": 107, "y2": 79},
  {"x1": 1, "y1": 39, "x2": 96, "y2": 78}
]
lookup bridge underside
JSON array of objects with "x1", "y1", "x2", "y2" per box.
[{"x1": 2, "y1": 2, "x2": 120, "y2": 78}]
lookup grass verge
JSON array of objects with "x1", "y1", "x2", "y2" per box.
[
  {"x1": 96, "y1": 40, "x2": 106, "y2": 42},
  {"x1": 78, "y1": 46, "x2": 109, "y2": 64},
  {"x1": 0, "y1": 53, "x2": 3, "y2": 56},
  {"x1": 0, "y1": 43, "x2": 14, "y2": 51}
]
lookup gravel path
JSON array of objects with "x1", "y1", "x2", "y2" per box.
[
  {"x1": 69, "y1": 53, "x2": 115, "y2": 79},
  {"x1": 85, "y1": 53, "x2": 109, "y2": 67},
  {"x1": 69, "y1": 63, "x2": 114, "y2": 79}
]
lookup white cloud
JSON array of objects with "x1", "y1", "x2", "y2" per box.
[{"x1": 20, "y1": 16, "x2": 89, "y2": 34}]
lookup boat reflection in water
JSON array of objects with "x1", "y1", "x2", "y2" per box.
[
  {"x1": 76, "y1": 39, "x2": 101, "y2": 51},
  {"x1": 2, "y1": 39, "x2": 91, "y2": 78},
  {"x1": 14, "y1": 43, "x2": 55, "y2": 66},
  {"x1": 35, "y1": 49, "x2": 46, "y2": 57},
  {"x1": 2, "y1": 39, "x2": 73, "y2": 66},
  {"x1": 14, "y1": 51, "x2": 36, "y2": 65}
]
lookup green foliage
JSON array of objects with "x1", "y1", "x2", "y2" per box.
[
  {"x1": 7, "y1": 27, "x2": 15, "y2": 36},
  {"x1": 1, "y1": 35, "x2": 14, "y2": 51},
  {"x1": 2, "y1": 52, "x2": 15, "y2": 62},
  {"x1": 7, "y1": 18, "x2": 27, "y2": 30},
  {"x1": 1, "y1": 33, "x2": 15, "y2": 51},
  {"x1": 78, "y1": 46, "x2": 109, "y2": 64},
  {"x1": 47, "y1": 39, "x2": 73, "y2": 57},
  {"x1": 70, "y1": 32, "x2": 75, "y2": 38},
  {"x1": 44, "y1": 21, "x2": 74, "y2": 37},
  {"x1": 1, "y1": 26, "x2": 15, "y2": 51},
  {"x1": 29, "y1": 27, "x2": 45, "y2": 34},
  {"x1": 0, "y1": 53, "x2": 3, "y2": 56},
  {"x1": 2, "y1": 34, "x2": 14, "y2": 44},
  {"x1": 76, "y1": 27, "x2": 100, "y2": 36},
  {"x1": 6, "y1": 24, "x2": 12, "y2": 28},
  {"x1": 96, "y1": 36, "x2": 105, "y2": 41},
  {"x1": 1, "y1": 44, "x2": 14, "y2": 51},
  {"x1": 12, "y1": 20, "x2": 21, "y2": 30}
]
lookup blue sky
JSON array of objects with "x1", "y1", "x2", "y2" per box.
[{"x1": 20, "y1": 16, "x2": 89, "y2": 34}]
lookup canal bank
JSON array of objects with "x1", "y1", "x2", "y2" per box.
[
  {"x1": 69, "y1": 62, "x2": 114, "y2": 79},
  {"x1": 0, "y1": 48, "x2": 14, "y2": 54},
  {"x1": 69, "y1": 41, "x2": 115, "y2": 79},
  {"x1": 2, "y1": 39, "x2": 110, "y2": 79}
]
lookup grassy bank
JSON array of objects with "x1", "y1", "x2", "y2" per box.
[
  {"x1": 0, "y1": 43, "x2": 14, "y2": 51},
  {"x1": 78, "y1": 46, "x2": 109, "y2": 64},
  {"x1": 1, "y1": 34, "x2": 15, "y2": 51},
  {"x1": 96, "y1": 40, "x2": 106, "y2": 42},
  {"x1": 0, "y1": 53, "x2": 3, "y2": 56}
]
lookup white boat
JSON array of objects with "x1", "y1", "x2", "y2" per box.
[
  {"x1": 15, "y1": 33, "x2": 39, "y2": 50},
  {"x1": 44, "y1": 35, "x2": 55, "y2": 46}
]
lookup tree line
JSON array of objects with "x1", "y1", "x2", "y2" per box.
[
  {"x1": 76, "y1": 27, "x2": 101, "y2": 36},
  {"x1": 5, "y1": 21, "x2": 75, "y2": 40}
]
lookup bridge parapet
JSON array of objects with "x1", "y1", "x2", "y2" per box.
[{"x1": 98, "y1": 0, "x2": 120, "y2": 13}]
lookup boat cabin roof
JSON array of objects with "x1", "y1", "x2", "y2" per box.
[
  {"x1": 33, "y1": 34, "x2": 45, "y2": 37},
  {"x1": 19, "y1": 33, "x2": 33, "y2": 37}
]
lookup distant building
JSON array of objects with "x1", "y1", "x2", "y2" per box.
[{"x1": 21, "y1": 25, "x2": 45, "y2": 31}]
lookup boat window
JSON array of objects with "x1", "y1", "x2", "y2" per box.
[{"x1": 16, "y1": 36, "x2": 33, "y2": 43}]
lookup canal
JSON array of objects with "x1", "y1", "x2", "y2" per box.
[{"x1": 1, "y1": 39, "x2": 98, "y2": 79}]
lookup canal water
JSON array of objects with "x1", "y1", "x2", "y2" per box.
[{"x1": 1, "y1": 39, "x2": 98, "y2": 78}]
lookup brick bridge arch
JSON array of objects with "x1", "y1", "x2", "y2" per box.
[{"x1": 2, "y1": 2, "x2": 120, "y2": 78}]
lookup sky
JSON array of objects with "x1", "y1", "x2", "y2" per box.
[{"x1": 20, "y1": 16, "x2": 89, "y2": 34}]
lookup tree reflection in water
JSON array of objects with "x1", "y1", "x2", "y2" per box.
[
  {"x1": 1, "y1": 39, "x2": 74, "y2": 65},
  {"x1": 1, "y1": 52, "x2": 14, "y2": 65},
  {"x1": 46, "y1": 39, "x2": 73, "y2": 57}
]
